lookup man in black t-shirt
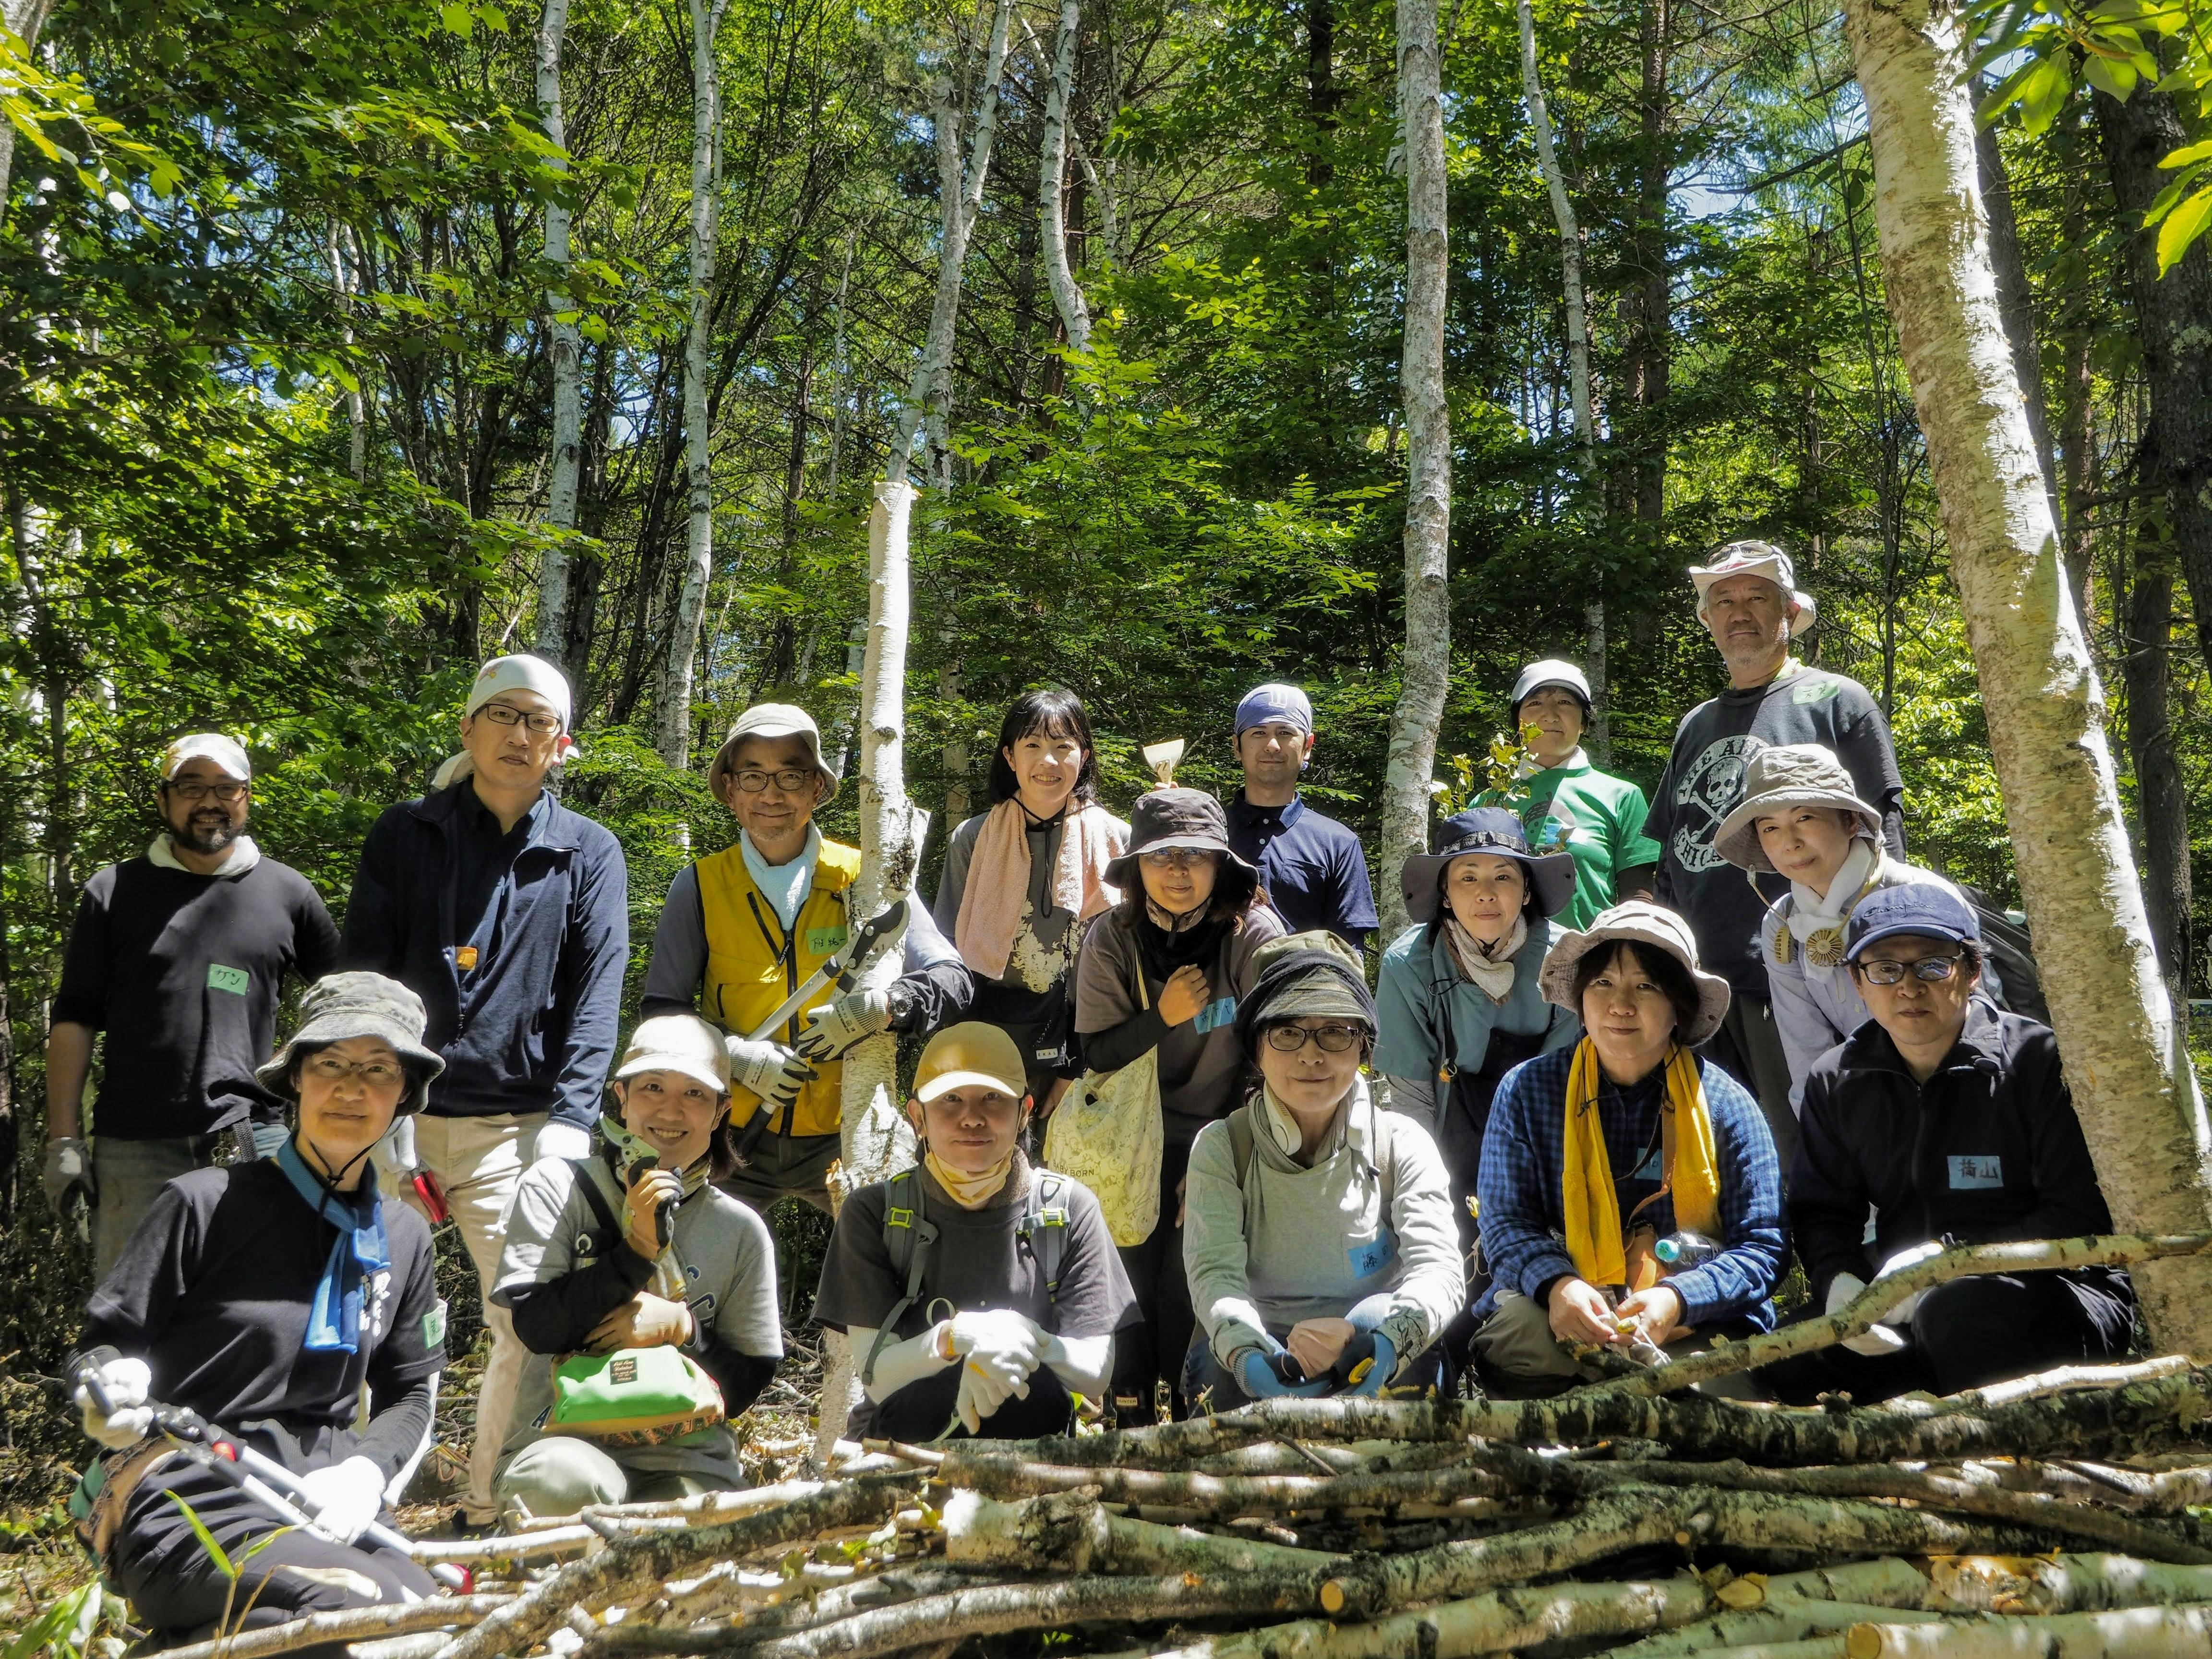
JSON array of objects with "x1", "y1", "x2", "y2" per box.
[
  {"x1": 44, "y1": 733, "x2": 339, "y2": 1275},
  {"x1": 1647, "y1": 543, "x2": 1904, "y2": 1163}
]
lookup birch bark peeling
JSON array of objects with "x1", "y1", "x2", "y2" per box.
[
  {"x1": 1039, "y1": 0, "x2": 1091, "y2": 353},
  {"x1": 1836, "y1": 0, "x2": 2212, "y2": 1353},
  {"x1": 534, "y1": 0, "x2": 583, "y2": 663},
  {"x1": 1378, "y1": 0, "x2": 1451, "y2": 944}
]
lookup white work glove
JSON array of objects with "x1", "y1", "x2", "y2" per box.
[
  {"x1": 796, "y1": 988, "x2": 893, "y2": 1061},
  {"x1": 727, "y1": 1036, "x2": 817, "y2": 1105},
  {"x1": 74, "y1": 1357, "x2": 154, "y2": 1450},
  {"x1": 1874, "y1": 1239, "x2": 1947, "y2": 1325},
  {"x1": 1827, "y1": 1272, "x2": 1908, "y2": 1357},
  {"x1": 297, "y1": 1456, "x2": 386, "y2": 1546},
  {"x1": 43, "y1": 1137, "x2": 93, "y2": 1217},
  {"x1": 534, "y1": 1120, "x2": 593, "y2": 1164},
  {"x1": 947, "y1": 1312, "x2": 1045, "y2": 1433}
]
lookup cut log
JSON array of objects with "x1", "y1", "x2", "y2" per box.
[
  {"x1": 1927, "y1": 1552, "x2": 2212, "y2": 1615},
  {"x1": 941, "y1": 1489, "x2": 1345, "y2": 1575},
  {"x1": 127, "y1": 1597, "x2": 510, "y2": 1659},
  {"x1": 1844, "y1": 1601, "x2": 2212, "y2": 1657}
]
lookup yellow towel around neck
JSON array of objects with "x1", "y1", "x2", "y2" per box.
[{"x1": 1561, "y1": 1040, "x2": 1722, "y2": 1287}]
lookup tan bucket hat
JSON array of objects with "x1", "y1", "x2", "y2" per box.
[
  {"x1": 709, "y1": 703, "x2": 839, "y2": 798},
  {"x1": 1710, "y1": 744, "x2": 1883, "y2": 873},
  {"x1": 1538, "y1": 901, "x2": 1731, "y2": 1046}
]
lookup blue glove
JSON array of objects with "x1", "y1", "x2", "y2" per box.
[
  {"x1": 1345, "y1": 1333, "x2": 1396, "y2": 1396},
  {"x1": 1235, "y1": 1342, "x2": 1331, "y2": 1402}
]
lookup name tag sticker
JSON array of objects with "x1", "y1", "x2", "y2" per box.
[
  {"x1": 454, "y1": 945, "x2": 479, "y2": 972},
  {"x1": 421, "y1": 1299, "x2": 448, "y2": 1350},
  {"x1": 1193, "y1": 996, "x2": 1238, "y2": 1034},
  {"x1": 206, "y1": 963, "x2": 250, "y2": 996},
  {"x1": 807, "y1": 926, "x2": 849, "y2": 957},
  {"x1": 1348, "y1": 1233, "x2": 1396, "y2": 1278},
  {"x1": 1949, "y1": 1155, "x2": 2004, "y2": 1190}
]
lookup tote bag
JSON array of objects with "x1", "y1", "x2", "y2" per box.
[
  {"x1": 549, "y1": 1346, "x2": 726, "y2": 1446},
  {"x1": 1044, "y1": 967, "x2": 1164, "y2": 1247}
]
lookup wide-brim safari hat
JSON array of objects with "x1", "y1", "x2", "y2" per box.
[
  {"x1": 1537, "y1": 901, "x2": 1731, "y2": 1046},
  {"x1": 710, "y1": 703, "x2": 839, "y2": 799},
  {"x1": 256, "y1": 972, "x2": 445, "y2": 1115},
  {"x1": 1400, "y1": 808, "x2": 1576, "y2": 924},
  {"x1": 1711, "y1": 743, "x2": 1884, "y2": 873},
  {"x1": 1104, "y1": 787, "x2": 1256, "y2": 888}
]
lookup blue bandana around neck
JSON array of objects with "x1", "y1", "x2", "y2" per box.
[{"x1": 275, "y1": 1138, "x2": 390, "y2": 1354}]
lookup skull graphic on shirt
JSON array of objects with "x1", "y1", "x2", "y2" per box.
[{"x1": 1669, "y1": 734, "x2": 1767, "y2": 874}]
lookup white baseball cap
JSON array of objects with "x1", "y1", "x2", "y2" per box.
[
  {"x1": 615, "y1": 1013, "x2": 732, "y2": 1097},
  {"x1": 465, "y1": 654, "x2": 572, "y2": 731},
  {"x1": 161, "y1": 733, "x2": 251, "y2": 782},
  {"x1": 1509, "y1": 659, "x2": 1593, "y2": 714}
]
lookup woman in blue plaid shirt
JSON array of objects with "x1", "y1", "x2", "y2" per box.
[{"x1": 1469, "y1": 902, "x2": 1785, "y2": 1397}]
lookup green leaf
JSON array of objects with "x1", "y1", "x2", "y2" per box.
[
  {"x1": 166, "y1": 1490, "x2": 236, "y2": 1580},
  {"x1": 2155, "y1": 184, "x2": 2212, "y2": 273},
  {"x1": 2161, "y1": 139, "x2": 2212, "y2": 169},
  {"x1": 439, "y1": 3, "x2": 473, "y2": 36},
  {"x1": 2, "y1": 1582, "x2": 101, "y2": 1659},
  {"x1": 2083, "y1": 54, "x2": 2139, "y2": 99}
]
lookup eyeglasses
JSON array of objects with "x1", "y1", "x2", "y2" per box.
[
  {"x1": 303, "y1": 1053, "x2": 408, "y2": 1087},
  {"x1": 1264, "y1": 1022, "x2": 1365, "y2": 1053},
  {"x1": 1854, "y1": 953, "x2": 1965, "y2": 986},
  {"x1": 476, "y1": 704, "x2": 564, "y2": 735},
  {"x1": 1140, "y1": 848, "x2": 1214, "y2": 869},
  {"x1": 167, "y1": 781, "x2": 248, "y2": 803},
  {"x1": 730, "y1": 768, "x2": 818, "y2": 793}
]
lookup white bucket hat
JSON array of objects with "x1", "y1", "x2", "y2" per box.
[
  {"x1": 1538, "y1": 900, "x2": 1732, "y2": 1046},
  {"x1": 1688, "y1": 541, "x2": 1818, "y2": 630},
  {"x1": 615, "y1": 1013, "x2": 732, "y2": 1098}
]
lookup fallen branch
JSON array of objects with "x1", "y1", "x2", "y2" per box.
[
  {"x1": 926, "y1": 1451, "x2": 1522, "y2": 1516},
  {"x1": 129, "y1": 1596, "x2": 510, "y2": 1659},
  {"x1": 941, "y1": 1489, "x2": 1345, "y2": 1574},
  {"x1": 1846, "y1": 1601, "x2": 2212, "y2": 1656},
  {"x1": 1927, "y1": 1551, "x2": 2212, "y2": 1613}
]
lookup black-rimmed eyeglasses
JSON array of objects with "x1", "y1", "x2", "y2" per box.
[
  {"x1": 1263, "y1": 1022, "x2": 1365, "y2": 1053},
  {"x1": 1853, "y1": 953, "x2": 1965, "y2": 986}
]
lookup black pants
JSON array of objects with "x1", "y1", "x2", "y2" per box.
[
  {"x1": 113, "y1": 1462, "x2": 436, "y2": 1657},
  {"x1": 1759, "y1": 1271, "x2": 2135, "y2": 1405},
  {"x1": 1111, "y1": 1140, "x2": 1193, "y2": 1427},
  {"x1": 859, "y1": 1366, "x2": 1078, "y2": 1443}
]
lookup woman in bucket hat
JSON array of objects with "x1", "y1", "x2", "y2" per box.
[
  {"x1": 1469, "y1": 903, "x2": 1785, "y2": 1397},
  {"x1": 1373, "y1": 809, "x2": 1581, "y2": 1261},
  {"x1": 1712, "y1": 743, "x2": 1990, "y2": 1111},
  {"x1": 1183, "y1": 935, "x2": 1464, "y2": 1408},
  {"x1": 1475, "y1": 660, "x2": 1661, "y2": 928},
  {"x1": 490, "y1": 1012, "x2": 784, "y2": 1520},
  {"x1": 1072, "y1": 786, "x2": 1287, "y2": 1424},
  {"x1": 67, "y1": 974, "x2": 450, "y2": 1645}
]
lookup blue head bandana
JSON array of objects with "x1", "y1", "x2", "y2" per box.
[
  {"x1": 1235, "y1": 682, "x2": 1314, "y2": 735},
  {"x1": 275, "y1": 1138, "x2": 390, "y2": 1354}
]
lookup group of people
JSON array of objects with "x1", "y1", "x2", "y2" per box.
[{"x1": 48, "y1": 540, "x2": 2136, "y2": 1651}]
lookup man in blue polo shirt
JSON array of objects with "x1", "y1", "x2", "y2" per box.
[{"x1": 1223, "y1": 683, "x2": 1378, "y2": 950}]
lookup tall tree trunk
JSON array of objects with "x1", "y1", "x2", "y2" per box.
[
  {"x1": 1378, "y1": 0, "x2": 1450, "y2": 945},
  {"x1": 0, "y1": 0, "x2": 61, "y2": 214},
  {"x1": 328, "y1": 222, "x2": 367, "y2": 481},
  {"x1": 2123, "y1": 494, "x2": 2191, "y2": 999},
  {"x1": 1517, "y1": 0, "x2": 1607, "y2": 760},
  {"x1": 816, "y1": 1, "x2": 1012, "y2": 1467},
  {"x1": 1974, "y1": 113, "x2": 2058, "y2": 520},
  {"x1": 534, "y1": 0, "x2": 585, "y2": 666},
  {"x1": 1839, "y1": 0, "x2": 2212, "y2": 1351},
  {"x1": 1306, "y1": 0, "x2": 1337, "y2": 190},
  {"x1": 658, "y1": 0, "x2": 733, "y2": 767},
  {"x1": 2095, "y1": 85, "x2": 2212, "y2": 704},
  {"x1": 1039, "y1": 0, "x2": 1091, "y2": 353}
]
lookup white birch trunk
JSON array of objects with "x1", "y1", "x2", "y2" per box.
[
  {"x1": 328, "y1": 222, "x2": 366, "y2": 482},
  {"x1": 658, "y1": 0, "x2": 732, "y2": 767},
  {"x1": 534, "y1": 0, "x2": 584, "y2": 661},
  {"x1": 1518, "y1": 0, "x2": 1609, "y2": 759},
  {"x1": 0, "y1": 0, "x2": 61, "y2": 214},
  {"x1": 1841, "y1": 0, "x2": 2212, "y2": 1351},
  {"x1": 1039, "y1": 0, "x2": 1091, "y2": 353},
  {"x1": 1377, "y1": 0, "x2": 1451, "y2": 945},
  {"x1": 813, "y1": 4, "x2": 1012, "y2": 1464}
]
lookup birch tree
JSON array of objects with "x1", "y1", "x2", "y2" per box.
[
  {"x1": 1039, "y1": 0, "x2": 1091, "y2": 352},
  {"x1": 815, "y1": 0, "x2": 1013, "y2": 1464},
  {"x1": 0, "y1": 0, "x2": 62, "y2": 211},
  {"x1": 1517, "y1": 0, "x2": 1609, "y2": 760},
  {"x1": 657, "y1": 0, "x2": 733, "y2": 766},
  {"x1": 1377, "y1": 0, "x2": 1450, "y2": 944},
  {"x1": 533, "y1": 0, "x2": 584, "y2": 665},
  {"x1": 1840, "y1": 0, "x2": 2212, "y2": 1350}
]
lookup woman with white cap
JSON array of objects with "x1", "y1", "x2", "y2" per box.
[
  {"x1": 1476, "y1": 660, "x2": 1660, "y2": 928},
  {"x1": 1373, "y1": 810, "x2": 1580, "y2": 1257},
  {"x1": 67, "y1": 974, "x2": 450, "y2": 1646},
  {"x1": 490, "y1": 1012, "x2": 783, "y2": 1520},
  {"x1": 1471, "y1": 902, "x2": 1785, "y2": 1397},
  {"x1": 1712, "y1": 744, "x2": 1990, "y2": 1110}
]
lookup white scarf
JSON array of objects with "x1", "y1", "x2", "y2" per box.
[
  {"x1": 1778, "y1": 839, "x2": 1880, "y2": 982},
  {"x1": 1444, "y1": 913, "x2": 1527, "y2": 1003},
  {"x1": 742, "y1": 825, "x2": 820, "y2": 933},
  {"x1": 149, "y1": 833, "x2": 261, "y2": 878}
]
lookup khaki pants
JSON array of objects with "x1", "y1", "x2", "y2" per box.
[
  {"x1": 495, "y1": 1437, "x2": 723, "y2": 1522},
  {"x1": 1472, "y1": 1289, "x2": 1767, "y2": 1399},
  {"x1": 92, "y1": 1136, "x2": 227, "y2": 1280},
  {"x1": 716, "y1": 1130, "x2": 840, "y2": 1217},
  {"x1": 378, "y1": 1113, "x2": 546, "y2": 1524}
]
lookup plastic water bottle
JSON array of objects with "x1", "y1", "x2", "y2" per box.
[{"x1": 1653, "y1": 1230, "x2": 1720, "y2": 1269}]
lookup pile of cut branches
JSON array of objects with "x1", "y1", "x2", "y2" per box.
[{"x1": 137, "y1": 1236, "x2": 2212, "y2": 1659}]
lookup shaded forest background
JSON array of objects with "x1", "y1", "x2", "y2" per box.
[{"x1": 0, "y1": 0, "x2": 2204, "y2": 1508}]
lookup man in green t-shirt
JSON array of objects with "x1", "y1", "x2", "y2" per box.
[{"x1": 1475, "y1": 660, "x2": 1659, "y2": 929}]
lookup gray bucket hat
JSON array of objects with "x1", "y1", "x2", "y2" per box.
[
  {"x1": 1537, "y1": 901, "x2": 1731, "y2": 1046},
  {"x1": 1711, "y1": 744, "x2": 1883, "y2": 873},
  {"x1": 1400, "y1": 809, "x2": 1576, "y2": 924},
  {"x1": 256, "y1": 972, "x2": 445, "y2": 1116},
  {"x1": 1104, "y1": 788, "x2": 1255, "y2": 888}
]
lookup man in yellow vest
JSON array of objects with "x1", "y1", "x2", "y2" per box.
[{"x1": 641, "y1": 703, "x2": 974, "y2": 1214}]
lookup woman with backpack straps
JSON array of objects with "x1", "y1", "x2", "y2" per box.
[
  {"x1": 1182, "y1": 935, "x2": 1464, "y2": 1408},
  {"x1": 813, "y1": 1024, "x2": 1138, "y2": 1441}
]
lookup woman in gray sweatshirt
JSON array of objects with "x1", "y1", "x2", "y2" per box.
[{"x1": 1182, "y1": 936, "x2": 1466, "y2": 1408}]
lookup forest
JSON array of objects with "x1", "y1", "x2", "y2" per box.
[{"x1": 4, "y1": 0, "x2": 2212, "y2": 1644}]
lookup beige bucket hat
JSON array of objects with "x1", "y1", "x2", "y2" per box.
[
  {"x1": 1711, "y1": 744, "x2": 1883, "y2": 873},
  {"x1": 1538, "y1": 901, "x2": 1731, "y2": 1046}
]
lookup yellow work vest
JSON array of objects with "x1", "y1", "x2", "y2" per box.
[{"x1": 697, "y1": 838, "x2": 863, "y2": 1139}]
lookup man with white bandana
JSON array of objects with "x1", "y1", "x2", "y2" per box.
[
  {"x1": 45, "y1": 733, "x2": 339, "y2": 1276},
  {"x1": 343, "y1": 652, "x2": 629, "y2": 1528}
]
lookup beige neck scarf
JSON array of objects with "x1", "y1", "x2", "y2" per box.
[
  {"x1": 924, "y1": 1146, "x2": 1021, "y2": 1209},
  {"x1": 1444, "y1": 913, "x2": 1528, "y2": 1003}
]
